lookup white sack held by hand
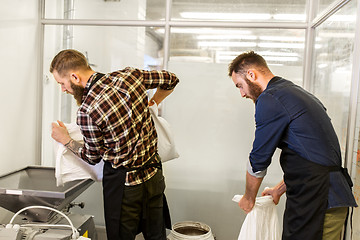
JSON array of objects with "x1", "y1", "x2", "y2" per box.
[
  {"x1": 232, "y1": 193, "x2": 281, "y2": 240},
  {"x1": 149, "y1": 102, "x2": 179, "y2": 162},
  {"x1": 53, "y1": 123, "x2": 104, "y2": 186}
]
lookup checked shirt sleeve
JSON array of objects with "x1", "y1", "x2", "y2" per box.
[
  {"x1": 77, "y1": 109, "x2": 104, "y2": 165},
  {"x1": 139, "y1": 68, "x2": 179, "y2": 90}
]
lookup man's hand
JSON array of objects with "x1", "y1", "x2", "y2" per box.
[
  {"x1": 239, "y1": 171, "x2": 264, "y2": 214},
  {"x1": 51, "y1": 120, "x2": 72, "y2": 145},
  {"x1": 261, "y1": 179, "x2": 286, "y2": 205},
  {"x1": 148, "y1": 88, "x2": 174, "y2": 106},
  {"x1": 148, "y1": 99, "x2": 156, "y2": 106},
  {"x1": 239, "y1": 194, "x2": 255, "y2": 214}
]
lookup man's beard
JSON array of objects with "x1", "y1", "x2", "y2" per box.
[
  {"x1": 70, "y1": 81, "x2": 85, "y2": 106},
  {"x1": 245, "y1": 76, "x2": 262, "y2": 102}
]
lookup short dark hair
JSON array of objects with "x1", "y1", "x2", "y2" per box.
[
  {"x1": 50, "y1": 49, "x2": 91, "y2": 77},
  {"x1": 228, "y1": 51, "x2": 270, "y2": 77}
]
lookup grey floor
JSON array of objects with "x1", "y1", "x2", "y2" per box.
[{"x1": 96, "y1": 227, "x2": 145, "y2": 240}]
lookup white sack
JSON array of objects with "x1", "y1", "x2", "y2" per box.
[
  {"x1": 233, "y1": 194, "x2": 281, "y2": 240},
  {"x1": 149, "y1": 102, "x2": 179, "y2": 162},
  {"x1": 54, "y1": 123, "x2": 104, "y2": 186}
]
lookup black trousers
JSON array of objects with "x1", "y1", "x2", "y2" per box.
[{"x1": 103, "y1": 161, "x2": 166, "y2": 240}]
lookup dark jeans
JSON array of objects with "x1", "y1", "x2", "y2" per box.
[{"x1": 103, "y1": 166, "x2": 166, "y2": 240}]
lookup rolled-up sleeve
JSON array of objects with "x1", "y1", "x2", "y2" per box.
[
  {"x1": 139, "y1": 68, "x2": 179, "y2": 90},
  {"x1": 249, "y1": 93, "x2": 290, "y2": 174},
  {"x1": 247, "y1": 160, "x2": 267, "y2": 178}
]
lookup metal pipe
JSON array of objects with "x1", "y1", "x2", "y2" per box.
[
  {"x1": 41, "y1": 19, "x2": 308, "y2": 29},
  {"x1": 42, "y1": 19, "x2": 167, "y2": 27},
  {"x1": 311, "y1": 0, "x2": 351, "y2": 28},
  {"x1": 61, "y1": 0, "x2": 75, "y2": 123},
  {"x1": 302, "y1": 0, "x2": 316, "y2": 91},
  {"x1": 36, "y1": 0, "x2": 45, "y2": 165},
  {"x1": 63, "y1": 0, "x2": 74, "y2": 49},
  {"x1": 163, "y1": 0, "x2": 172, "y2": 69},
  {"x1": 169, "y1": 21, "x2": 307, "y2": 29}
]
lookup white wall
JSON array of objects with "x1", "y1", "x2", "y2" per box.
[{"x1": 0, "y1": 0, "x2": 40, "y2": 221}]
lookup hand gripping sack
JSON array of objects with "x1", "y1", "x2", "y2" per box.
[
  {"x1": 233, "y1": 195, "x2": 281, "y2": 240},
  {"x1": 149, "y1": 102, "x2": 180, "y2": 162},
  {"x1": 53, "y1": 123, "x2": 104, "y2": 187}
]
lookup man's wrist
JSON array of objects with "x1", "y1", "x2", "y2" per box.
[
  {"x1": 63, "y1": 138, "x2": 72, "y2": 146},
  {"x1": 243, "y1": 193, "x2": 256, "y2": 202},
  {"x1": 63, "y1": 139, "x2": 83, "y2": 158}
]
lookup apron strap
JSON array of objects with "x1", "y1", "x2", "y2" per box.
[
  {"x1": 328, "y1": 166, "x2": 353, "y2": 188},
  {"x1": 328, "y1": 166, "x2": 341, "y2": 172},
  {"x1": 89, "y1": 72, "x2": 105, "y2": 89},
  {"x1": 343, "y1": 207, "x2": 353, "y2": 240}
]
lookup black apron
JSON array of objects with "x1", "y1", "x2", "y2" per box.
[
  {"x1": 280, "y1": 147, "x2": 351, "y2": 240},
  {"x1": 102, "y1": 157, "x2": 171, "y2": 240}
]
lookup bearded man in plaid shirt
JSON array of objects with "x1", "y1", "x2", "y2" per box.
[{"x1": 50, "y1": 49, "x2": 179, "y2": 240}]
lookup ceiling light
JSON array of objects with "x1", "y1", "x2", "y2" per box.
[
  {"x1": 197, "y1": 35, "x2": 257, "y2": 40},
  {"x1": 273, "y1": 14, "x2": 306, "y2": 21},
  {"x1": 257, "y1": 51, "x2": 300, "y2": 57},
  {"x1": 180, "y1": 12, "x2": 271, "y2": 20},
  {"x1": 198, "y1": 41, "x2": 257, "y2": 47},
  {"x1": 268, "y1": 63, "x2": 284, "y2": 66},
  {"x1": 318, "y1": 63, "x2": 328, "y2": 69},
  {"x1": 263, "y1": 56, "x2": 299, "y2": 62},
  {"x1": 259, "y1": 36, "x2": 305, "y2": 42},
  {"x1": 216, "y1": 51, "x2": 299, "y2": 57},
  {"x1": 216, "y1": 55, "x2": 298, "y2": 62},
  {"x1": 258, "y1": 42, "x2": 305, "y2": 49},
  {"x1": 155, "y1": 28, "x2": 252, "y2": 35}
]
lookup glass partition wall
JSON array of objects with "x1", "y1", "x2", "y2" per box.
[
  {"x1": 39, "y1": 0, "x2": 360, "y2": 239},
  {"x1": 312, "y1": 0, "x2": 358, "y2": 164},
  {"x1": 170, "y1": 0, "x2": 307, "y2": 22}
]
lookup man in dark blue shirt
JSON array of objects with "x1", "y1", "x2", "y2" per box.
[{"x1": 229, "y1": 51, "x2": 357, "y2": 240}]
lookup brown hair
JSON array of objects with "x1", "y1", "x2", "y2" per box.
[
  {"x1": 228, "y1": 51, "x2": 270, "y2": 77},
  {"x1": 50, "y1": 49, "x2": 91, "y2": 77}
]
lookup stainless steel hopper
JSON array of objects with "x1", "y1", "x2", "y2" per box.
[{"x1": 0, "y1": 166, "x2": 93, "y2": 222}]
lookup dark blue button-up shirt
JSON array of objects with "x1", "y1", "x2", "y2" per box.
[{"x1": 249, "y1": 76, "x2": 357, "y2": 208}]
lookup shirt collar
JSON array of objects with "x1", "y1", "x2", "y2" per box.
[
  {"x1": 265, "y1": 76, "x2": 282, "y2": 90},
  {"x1": 82, "y1": 72, "x2": 98, "y2": 102},
  {"x1": 254, "y1": 76, "x2": 282, "y2": 105}
]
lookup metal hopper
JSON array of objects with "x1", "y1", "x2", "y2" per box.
[{"x1": 0, "y1": 166, "x2": 93, "y2": 222}]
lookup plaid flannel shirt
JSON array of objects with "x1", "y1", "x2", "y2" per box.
[{"x1": 77, "y1": 67, "x2": 179, "y2": 186}]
